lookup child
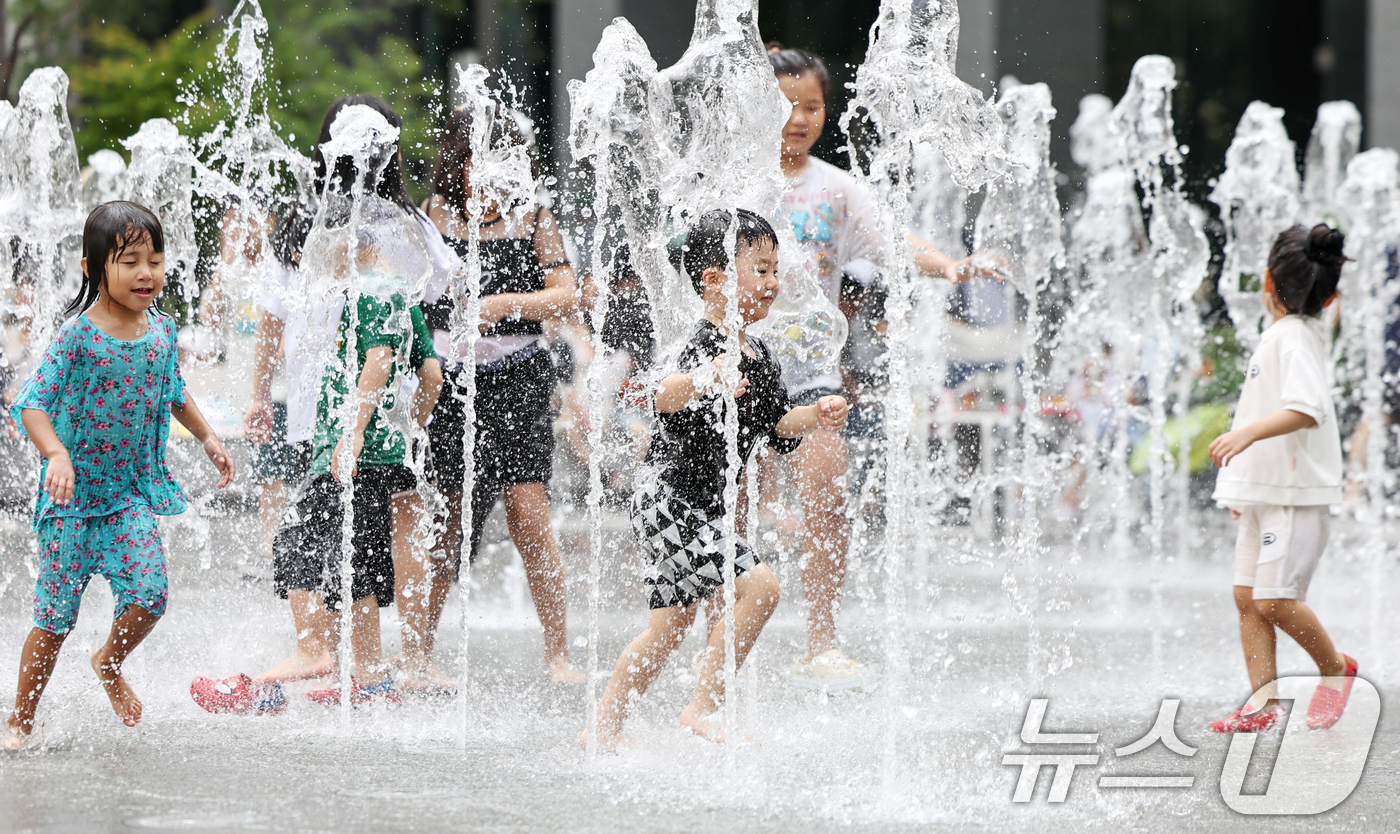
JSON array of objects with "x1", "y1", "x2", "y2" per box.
[
  {"x1": 1207, "y1": 223, "x2": 1358, "y2": 732},
  {"x1": 765, "y1": 44, "x2": 986, "y2": 687},
  {"x1": 270, "y1": 176, "x2": 444, "y2": 707},
  {"x1": 420, "y1": 106, "x2": 583, "y2": 684},
  {"x1": 3, "y1": 201, "x2": 234, "y2": 750},
  {"x1": 190, "y1": 95, "x2": 451, "y2": 713},
  {"x1": 588, "y1": 209, "x2": 848, "y2": 750}
]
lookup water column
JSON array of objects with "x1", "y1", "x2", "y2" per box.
[
  {"x1": 448, "y1": 63, "x2": 537, "y2": 747},
  {"x1": 567, "y1": 19, "x2": 667, "y2": 758},
  {"x1": 1108, "y1": 55, "x2": 1208, "y2": 682},
  {"x1": 1336, "y1": 149, "x2": 1400, "y2": 684},
  {"x1": 5, "y1": 68, "x2": 85, "y2": 377},
  {"x1": 841, "y1": 0, "x2": 1005, "y2": 799},
  {"x1": 1302, "y1": 102, "x2": 1363, "y2": 229},
  {"x1": 1063, "y1": 93, "x2": 1144, "y2": 555},
  {"x1": 1210, "y1": 102, "x2": 1303, "y2": 352},
  {"x1": 971, "y1": 80, "x2": 1064, "y2": 687}
]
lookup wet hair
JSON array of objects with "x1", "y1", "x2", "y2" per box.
[
  {"x1": 1267, "y1": 223, "x2": 1347, "y2": 317},
  {"x1": 432, "y1": 106, "x2": 538, "y2": 217},
  {"x1": 274, "y1": 95, "x2": 412, "y2": 267},
  {"x1": 69, "y1": 201, "x2": 165, "y2": 316},
  {"x1": 681, "y1": 208, "x2": 779, "y2": 296},
  {"x1": 766, "y1": 41, "x2": 830, "y2": 98}
]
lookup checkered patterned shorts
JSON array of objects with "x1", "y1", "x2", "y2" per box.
[{"x1": 630, "y1": 480, "x2": 760, "y2": 610}]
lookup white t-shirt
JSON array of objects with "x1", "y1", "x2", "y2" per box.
[
  {"x1": 261, "y1": 208, "x2": 460, "y2": 444},
  {"x1": 781, "y1": 157, "x2": 888, "y2": 394},
  {"x1": 1212, "y1": 315, "x2": 1343, "y2": 508}
]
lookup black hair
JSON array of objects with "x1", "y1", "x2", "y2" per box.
[
  {"x1": 273, "y1": 95, "x2": 412, "y2": 268},
  {"x1": 681, "y1": 208, "x2": 779, "y2": 296},
  {"x1": 432, "y1": 106, "x2": 538, "y2": 217},
  {"x1": 70, "y1": 201, "x2": 165, "y2": 316},
  {"x1": 766, "y1": 41, "x2": 830, "y2": 98},
  {"x1": 1267, "y1": 223, "x2": 1347, "y2": 317}
]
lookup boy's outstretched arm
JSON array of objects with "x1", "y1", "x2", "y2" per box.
[
  {"x1": 1209, "y1": 408, "x2": 1318, "y2": 467},
  {"x1": 655, "y1": 356, "x2": 750, "y2": 414},
  {"x1": 776, "y1": 395, "x2": 848, "y2": 438},
  {"x1": 171, "y1": 397, "x2": 236, "y2": 488},
  {"x1": 331, "y1": 345, "x2": 395, "y2": 480},
  {"x1": 19, "y1": 409, "x2": 74, "y2": 504}
]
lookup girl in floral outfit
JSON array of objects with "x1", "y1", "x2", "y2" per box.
[{"x1": 2, "y1": 201, "x2": 234, "y2": 750}]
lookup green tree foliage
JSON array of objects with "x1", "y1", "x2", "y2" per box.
[{"x1": 59, "y1": 0, "x2": 443, "y2": 199}]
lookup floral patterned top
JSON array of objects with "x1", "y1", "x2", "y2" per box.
[{"x1": 10, "y1": 310, "x2": 188, "y2": 527}]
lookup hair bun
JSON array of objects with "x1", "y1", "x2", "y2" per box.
[{"x1": 1305, "y1": 224, "x2": 1346, "y2": 265}]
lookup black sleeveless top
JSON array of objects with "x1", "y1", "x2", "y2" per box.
[{"x1": 421, "y1": 205, "x2": 551, "y2": 339}]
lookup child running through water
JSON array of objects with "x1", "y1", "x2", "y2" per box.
[
  {"x1": 1207, "y1": 223, "x2": 1358, "y2": 732},
  {"x1": 3, "y1": 202, "x2": 235, "y2": 750},
  {"x1": 589, "y1": 209, "x2": 848, "y2": 750}
]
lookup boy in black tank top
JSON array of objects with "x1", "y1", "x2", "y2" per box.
[{"x1": 587, "y1": 209, "x2": 848, "y2": 750}]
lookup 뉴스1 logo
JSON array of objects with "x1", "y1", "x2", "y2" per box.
[
  {"x1": 1262, "y1": 533, "x2": 1277, "y2": 546},
  {"x1": 1003, "y1": 677, "x2": 1379, "y2": 813}
]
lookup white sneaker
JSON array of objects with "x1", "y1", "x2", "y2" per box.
[{"x1": 788, "y1": 649, "x2": 877, "y2": 690}]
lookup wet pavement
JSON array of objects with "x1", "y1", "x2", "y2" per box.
[{"x1": 1, "y1": 488, "x2": 1398, "y2": 833}]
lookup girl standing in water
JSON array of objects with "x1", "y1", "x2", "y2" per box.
[
  {"x1": 4, "y1": 202, "x2": 234, "y2": 749},
  {"x1": 418, "y1": 108, "x2": 583, "y2": 684}
]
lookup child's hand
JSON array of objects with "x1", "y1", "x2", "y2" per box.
[
  {"x1": 243, "y1": 398, "x2": 274, "y2": 444},
  {"x1": 43, "y1": 450, "x2": 75, "y2": 505},
  {"x1": 203, "y1": 436, "x2": 235, "y2": 489},
  {"x1": 330, "y1": 431, "x2": 364, "y2": 482},
  {"x1": 1230, "y1": 509, "x2": 1241, "y2": 520},
  {"x1": 815, "y1": 395, "x2": 848, "y2": 431},
  {"x1": 1209, "y1": 428, "x2": 1254, "y2": 467},
  {"x1": 698, "y1": 356, "x2": 749, "y2": 398},
  {"x1": 478, "y1": 296, "x2": 511, "y2": 333}
]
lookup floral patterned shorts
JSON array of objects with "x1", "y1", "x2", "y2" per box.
[{"x1": 33, "y1": 505, "x2": 168, "y2": 634}]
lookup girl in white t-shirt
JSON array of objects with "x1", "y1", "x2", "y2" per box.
[
  {"x1": 766, "y1": 45, "x2": 985, "y2": 688},
  {"x1": 1207, "y1": 224, "x2": 1357, "y2": 733}
]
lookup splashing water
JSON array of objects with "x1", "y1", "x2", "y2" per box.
[
  {"x1": 842, "y1": 0, "x2": 1007, "y2": 801},
  {"x1": 1210, "y1": 101, "x2": 1302, "y2": 351},
  {"x1": 1303, "y1": 100, "x2": 1363, "y2": 228}
]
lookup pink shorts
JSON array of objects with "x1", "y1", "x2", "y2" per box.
[{"x1": 1233, "y1": 505, "x2": 1329, "y2": 601}]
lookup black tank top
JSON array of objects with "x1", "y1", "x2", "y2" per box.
[{"x1": 422, "y1": 206, "x2": 550, "y2": 338}]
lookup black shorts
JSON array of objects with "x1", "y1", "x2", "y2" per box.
[
  {"x1": 429, "y1": 347, "x2": 556, "y2": 564},
  {"x1": 250, "y1": 403, "x2": 311, "y2": 485},
  {"x1": 429, "y1": 346, "x2": 557, "y2": 493},
  {"x1": 272, "y1": 464, "x2": 415, "y2": 609},
  {"x1": 631, "y1": 478, "x2": 761, "y2": 610}
]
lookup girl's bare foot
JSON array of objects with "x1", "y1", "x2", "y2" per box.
[
  {"x1": 392, "y1": 657, "x2": 458, "y2": 694},
  {"x1": 255, "y1": 650, "x2": 334, "y2": 684},
  {"x1": 679, "y1": 711, "x2": 724, "y2": 744},
  {"x1": 91, "y1": 651, "x2": 142, "y2": 727},
  {"x1": 548, "y1": 655, "x2": 586, "y2": 685},
  {"x1": 2, "y1": 719, "x2": 29, "y2": 751}
]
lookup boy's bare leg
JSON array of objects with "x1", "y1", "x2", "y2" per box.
[
  {"x1": 349, "y1": 594, "x2": 389, "y2": 686},
  {"x1": 793, "y1": 430, "x2": 850, "y2": 660},
  {"x1": 4, "y1": 627, "x2": 68, "y2": 749},
  {"x1": 505, "y1": 482, "x2": 585, "y2": 683},
  {"x1": 682, "y1": 564, "x2": 781, "y2": 741},
  {"x1": 1256, "y1": 598, "x2": 1348, "y2": 688},
  {"x1": 91, "y1": 605, "x2": 160, "y2": 727},
  {"x1": 392, "y1": 492, "x2": 455, "y2": 691},
  {"x1": 590, "y1": 604, "x2": 699, "y2": 751},
  {"x1": 255, "y1": 590, "x2": 334, "y2": 684}
]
